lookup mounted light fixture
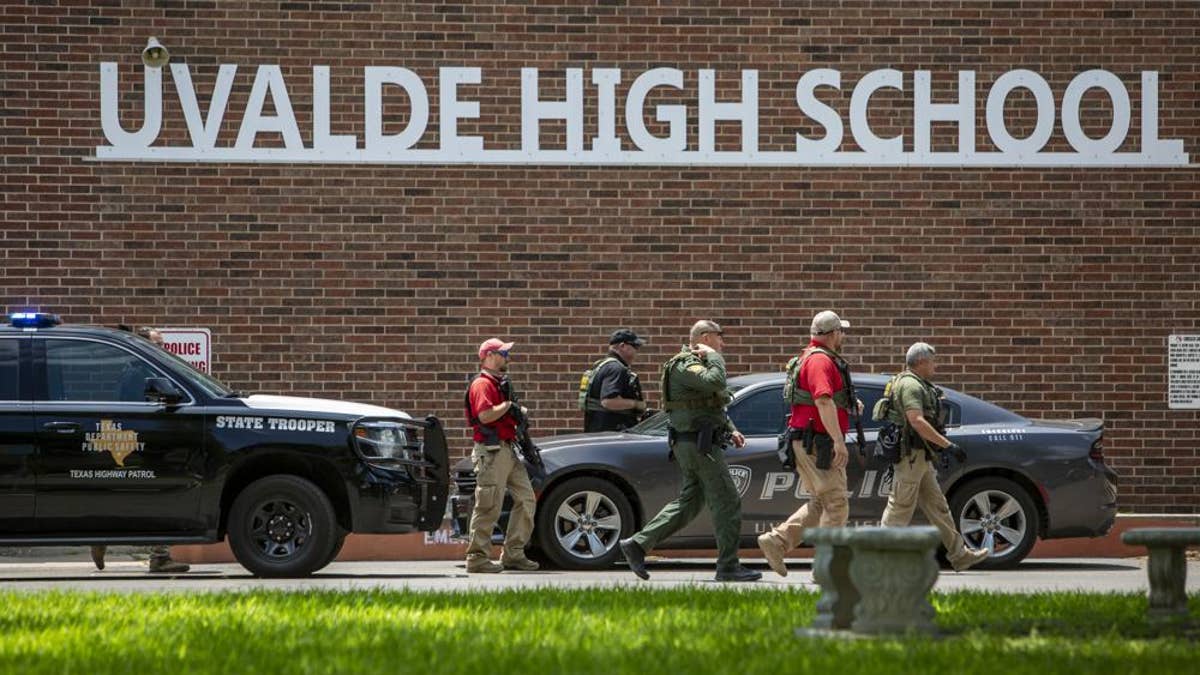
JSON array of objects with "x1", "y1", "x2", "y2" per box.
[{"x1": 141, "y1": 36, "x2": 169, "y2": 68}]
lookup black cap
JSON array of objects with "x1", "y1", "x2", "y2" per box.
[{"x1": 609, "y1": 329, "x2": 646, "y2": 347}]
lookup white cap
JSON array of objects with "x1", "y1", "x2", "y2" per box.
[{"x1": 811, "y1": 310, "x2": 850, "y2": 335}]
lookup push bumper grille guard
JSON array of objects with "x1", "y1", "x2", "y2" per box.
[{"x1": 351, "y1": 415, "x2": 449, "y2": 532}]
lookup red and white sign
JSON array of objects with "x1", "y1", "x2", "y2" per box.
[{"x1": 158, "y1": 327, "x2": 212, "y2": 374}]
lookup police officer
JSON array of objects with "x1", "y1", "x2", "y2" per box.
[
  {"x1": 880, "y1": 342, "x2": 989, "y2": 572},
  {"x1": 582, "y1": 329, "x2": 648, "y2": 432},
  {"x1": 619, "y1": 320, "x2": 761, "y2": 582},
  {"x1": 92, "y1": 325, "x2": 190, "y2": 574},
  {"x1": 757, "y1": 311, "x2": 861, "y2": 577},
  {"x1": 463, "y1": 338, "x2": 539, "y2": 574}
]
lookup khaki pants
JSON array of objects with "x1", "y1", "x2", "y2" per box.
[
  {"x1": 880, "y1": 451, "x2": 971, "y2": 563},
  {"x1": 465, "y1": 442, "x2": 536, "y2": 564},
  {"x1": 762, "y1": 439, "x2": 849, "y2": 552}
]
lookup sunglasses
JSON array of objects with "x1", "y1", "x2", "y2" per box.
[{"x1": 491, "y1": 349, "x2": 511, "y2": 358}]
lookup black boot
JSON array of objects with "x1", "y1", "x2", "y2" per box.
[
  {"x1": 619, "y1": 538, "x2": 649, "y2": 580},
  {"x1": 715, "y1": 564, "x2": 762, "y2": 582}
]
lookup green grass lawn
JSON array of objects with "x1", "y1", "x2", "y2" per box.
[{"x1": 0, "y1": 588, "x2": 1196, "y2": 674}]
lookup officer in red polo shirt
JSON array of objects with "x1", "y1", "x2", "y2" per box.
[
  {"x1": 757, "y1": 311, "x2": 862, "y2": 577},
  {"x1": 463, "y1": 338, "x2": 539, "y2": 574}
]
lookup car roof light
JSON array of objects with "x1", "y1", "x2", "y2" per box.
[{"x1": 9, "y1": 312, "x2": 62, "y2": 328}]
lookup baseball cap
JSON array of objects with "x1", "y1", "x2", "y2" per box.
[
  {"x1": 811, "y1": 310, "x2": 850, "y2": 335},
  {"x1": 478, "y1": 338, "x2": 515, "y2": 360},
  {"x1": 609, "y1": 329, "x2": 646, "y2": 347}
]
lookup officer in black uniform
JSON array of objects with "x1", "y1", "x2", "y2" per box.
[{"x1": 582, "y1": 329, "x2": 648, "y2": 432}]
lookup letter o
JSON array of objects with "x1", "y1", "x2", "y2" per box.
[
  {"x1": 1062, "y1": 69, "x2": 1130, "y2": 156},
  {"x1": 985, "y1": 70, "x2": 1055, "y2": 156}
]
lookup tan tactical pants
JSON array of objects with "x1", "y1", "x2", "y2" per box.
[
  {"x1": 880, "y1": 451, "x2": 972, "y2": 563},
  {"x1": 464, "y1": 442, "x2": 537, "y2": 564},
  {"x1": 762, "y1": 439, "x2": 849, "y2": 552}
]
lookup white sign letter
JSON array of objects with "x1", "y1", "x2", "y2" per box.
[
  {"x1": 914, "y1": 70, "x2": 975, "y2": 154},
  {"x1": 626, "y1": 68, "x2": 686, "y2": 154},
  {"x1": 235, "y1": 65, "x2": 304, "y2": 150},
  {"x1": 171, "y1": 63, "x2": 236, "y2": 150},
  {"x1": 99, "y1": 63, "x2": 162, "y2": 149},
  {"x1": 1140, "y1": 71, "x2": 1187, "y2": 162},
  {"x1": 699, "y1": 69, "x2": 758, "y2": 153},
  {"x1": 521, "y1": 68, "x2": 584, "y2": 153},
  {"x1": 364, "y1": 67, "x2": 429, "y2": 153},
  {"x1": 1062, "y1": 69, "x2": 1130, "y2": 156},
  {"x1": 439, "y1": 67, "x2": 483, "y2": 155},
  {"x1": 591, "y1": 68, "x2": 622, "y2": 156},
  {"x1": 850, "y1": 69, "x2": 904, "y2": 157},
  {"x1": 795, "y1": 68, "x2": 843, "y2": 155},
  {"x1": 985, "y1": 69, "x2": 1054, "y2": 156},
  {"x1": 313, "y1": 66, "x2": 355, "y2": 154}
]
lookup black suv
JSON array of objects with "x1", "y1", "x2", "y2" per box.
[{"x1": 0, "y1": 313, "x2": 449, "y2": 577}]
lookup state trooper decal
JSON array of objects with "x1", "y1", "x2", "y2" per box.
[{"x1": 728, "y1": 465, "x2": 752, "y2": 499}]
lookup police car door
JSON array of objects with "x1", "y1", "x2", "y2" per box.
[
  {"x1": 32, "y1": 336, "x2": 205, "y2": 534},
  {"x1": 0, "y1": 334, "x2": 35, "y2": 532}
]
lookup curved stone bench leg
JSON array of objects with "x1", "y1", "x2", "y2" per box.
[
  {"x1": 846, "y1": 527, "x2": 941, "y2": 635},
  {"x1": 1146, "y1": 545, "x2": 1189, "y2": 620},
  {"x1": 812, "y1": 541, "x2": 858, "y2": 630}
]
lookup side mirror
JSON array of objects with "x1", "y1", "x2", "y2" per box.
[{"x1": 144, "y1": 377, "x2": 185, "y2": 405}]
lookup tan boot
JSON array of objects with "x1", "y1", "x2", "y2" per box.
[
  {"x1": 501, "y1": 557, "x2": 540, "y2": 572},
  {"x1": 951, "y1": 547, "x2": 990, "y2": 572},
  {"x1": 757, "y1": 533, "x2": 788, "y2": 577},
  {"x1": 148, "y1": 556, "x2": 190, "y2": 574},
  {"x1": 466, "y1": 559, "x2": 503, "y2": 574}
]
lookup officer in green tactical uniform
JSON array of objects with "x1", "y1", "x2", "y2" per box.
[
  {"x1": 879, "y1": 342, "x2": 989, "y2": 572},
  {"x1": 619, "y1": 320, "x2": 762, "y2": 582}
]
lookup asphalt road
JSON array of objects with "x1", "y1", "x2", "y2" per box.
[{"x1": 1, "y1": 557, "x2": 1195, "y2": 595}]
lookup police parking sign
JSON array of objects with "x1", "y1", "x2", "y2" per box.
[{"x1": 159, "y1": 327, "x2": 212, "y2": 374}]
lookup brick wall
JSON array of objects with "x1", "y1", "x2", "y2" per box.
[{"x1": 2, "y1": 1, "x2": 1197, "y2": 511}]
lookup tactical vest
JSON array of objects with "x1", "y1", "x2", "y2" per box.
[
  {"x1": 782, "y1": 346, "x2": 853, "y2": 409},
  {"x1": 660, "y1": 348, "x2": 726, "y2": 411},
  {"x1": 577, "y1": 356, "x2": 620, "y2": 412},
  {"x1": 874, "y1": 370, "x2": 941, "y2": 454},
  {"x1": 464, "y1": 373, "x2": 507, "y2": 445}
]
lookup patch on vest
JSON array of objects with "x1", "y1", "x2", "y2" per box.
[
  {"x1": 728, "y1": 465, "x2": 752, "y2": 499},
  {"x1": 687, "y1": 364, "x2": 705, "y2": 374}
]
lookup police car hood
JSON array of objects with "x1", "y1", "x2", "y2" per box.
[{"x1": 239, "y1": 395, "x2": 410, "y2": 420}]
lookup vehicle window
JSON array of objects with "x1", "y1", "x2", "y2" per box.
[
  {"x1": 44, "y1": 339, "x2": 160, "y2": 403},
  {"x1": 728, "y1": 387, "x2": 789, "y2": 436},
  {"x1": 857, "y1": 387, "x2": 884, "y2": 430},
  {"x1": 0, "y1": 339, "x2": 18, "y2": 401},
  {"x1": 942, "y1": 400, "x2": 961, "y2": 426}
]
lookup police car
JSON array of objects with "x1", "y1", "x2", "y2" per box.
[{"x1": 0, "y1": 313, "x2": 448, "y2": 577}]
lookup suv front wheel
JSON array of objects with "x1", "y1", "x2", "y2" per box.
[{"x1": 228, "y1": 475, "x2": 340, "y2": 577}]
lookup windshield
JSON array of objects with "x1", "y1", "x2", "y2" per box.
[
  {"x1": 627, "y1": 411, "x2": 669, "y2": 436},
  {"x1": 626, "y1": 383, "x2": 748, "y2": 437},
  {"x1": 153, "y1": 346, "x2": 237, "y2": 398}
]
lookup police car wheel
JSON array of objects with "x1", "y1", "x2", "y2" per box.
[
  {"x1": 949, "y1": 476, "x2": 1039, "y2": 570},
  {"x1": 535, "y1": 476, "x2": 635, "y2": 570},
  {"x1": 228, "y1": 475, "x2": 340, "y2": 578}
]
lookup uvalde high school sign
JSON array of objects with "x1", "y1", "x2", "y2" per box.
[{"x1": 96, "y1": 64, "x2": 1188, "y2": 167}]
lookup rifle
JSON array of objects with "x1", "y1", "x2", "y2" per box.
[{"x1": 499, "y1": 378, "x2": 547, "y2": 483}]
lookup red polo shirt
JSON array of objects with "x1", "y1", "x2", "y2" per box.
[
  {"x1": 466, "y1": 371, "x2": 518, "y2": 443},
  {"x1": 787, "y1": 340, "x2": 850, "y2": 435}
]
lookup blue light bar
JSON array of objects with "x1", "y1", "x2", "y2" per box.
[{"x1": 9, "y1": 312, "x2": 61, "y2": 328}]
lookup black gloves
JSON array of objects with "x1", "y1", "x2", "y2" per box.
[{"x1": 943, "y1": 442, "x2": 967, "y2": 464}]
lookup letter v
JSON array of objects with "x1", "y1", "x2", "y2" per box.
[{"x1": 172, "y1": 64, "x2": 237, "y2": 149}]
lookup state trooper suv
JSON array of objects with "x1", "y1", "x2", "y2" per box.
[{"x1": 0, "y1": 313, "x2": 448, "y2": 577}]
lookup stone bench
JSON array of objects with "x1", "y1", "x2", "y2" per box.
[
  {"x1": 1121, "y1": 527, "x2": 1200, "y2": 619},
  {"x1": 807, "y1": 526, "x2": 941, "y2": 635}
]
